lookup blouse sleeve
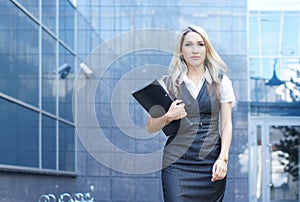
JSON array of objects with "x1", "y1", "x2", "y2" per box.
[{"x1": 220, "y1": 75, "x2": 236, "y2": 107}]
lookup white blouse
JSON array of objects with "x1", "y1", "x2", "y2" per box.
[{"x1": 180, "y1": 69, "x2": 236, "y2": 107}]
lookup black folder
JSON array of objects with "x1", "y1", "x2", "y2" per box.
[{"x1": 132, "y1": 79, "x2": 192, "y2": 136}]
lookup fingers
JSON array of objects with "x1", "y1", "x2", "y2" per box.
[
  {"x1": 211, "y1": 160, "x2": 227, "y2": 182},
  {"x1": 167, "y1": 100, "x2": 187, "y2": 121},
  {"x1": 173, "y1": 100, "x2": 185, "y2": 110},
  {"x1": 211, "y1": 163, "x2": 216, "y2": 181},
  {"x1": 173, "y1": 99, "x2": 183, "y2": 105},
  {"x1": 171, "y1": 100, "x2": 185, "y2": 108}
]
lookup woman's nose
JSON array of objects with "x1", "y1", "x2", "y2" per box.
[{"x1": 192, "y1": 45, "x2": 199, "y2": 53}]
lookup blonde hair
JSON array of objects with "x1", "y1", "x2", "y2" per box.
[{"x1": 166, "y1": 25, "x2": 227, "y2": 98}]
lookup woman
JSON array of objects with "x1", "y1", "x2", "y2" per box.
[{"x1": 146, "y1": 25, "x2": 236, "y2": 201}]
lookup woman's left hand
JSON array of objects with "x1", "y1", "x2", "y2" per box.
[{"x1": 211, "y1": 158, "x2": 228, "y2": 182}]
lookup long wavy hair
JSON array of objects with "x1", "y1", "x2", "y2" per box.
[{"x1": 166, "y1": 25, "x2": 227, "y2": 99}]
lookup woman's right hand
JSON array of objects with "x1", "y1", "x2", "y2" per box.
[
  {"x1": 146, "y1": 100, "x2": 187, "y2": 134},
  {"x1": 165, "y1": 100, "x2": 187, "y2": 123}
]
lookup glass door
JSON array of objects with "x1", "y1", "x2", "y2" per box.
[{"x1": 249, "y1": 117, "x2": 300, "y2": 202}]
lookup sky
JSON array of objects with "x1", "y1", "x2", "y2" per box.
[{"x1": 248, "y1": 0, "x2": 300, "y2": 11}]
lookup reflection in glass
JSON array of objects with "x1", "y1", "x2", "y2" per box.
[
  {"x1": 270, "y1": 126, "x2": 299, "y2": 201},
  {"x1": 0, "y1": 98, "x2": 39, "y2": 167},
  {"x1": 0, "y1": 1, "x2": 76, "y2": 173},
  {"x1": 0, "y1": 3, "x2": 39, "y2": 107},
  {"x1": 249, "y1": 15, "x2": 259, "y2": 55},
  {"x1": 260, "y1": 15, "x2": 280, "y2": 55},
  {"x1": 282, "y1": 14, "x2": 300, "y2": 56},
  {"x1": 58, "y1": 45, "x2": 75, "y2": 122},
  {"x1": 42, "y1": 115, "x2": 56, "y2": 170},
  {"x1": 42, "y1": 0, "x2": 56, "y2": 33},
  {"x1": 249, "y1": 11, "x2": 300, "y2": 106},
  {"x1": 250, "y1": 57, "x2": 300, "y2": 104},
  {"x1": 42, "y1": 30, "x2": 57, "y2": 115},
  {"x1": 250, "y1": 58, "x2": 284, "y2": 102},
  {"x1": 16, "y1": 0, "x2": 39, "y2": 19},
  {"x1": 59, "y1": 122, "x2": 75, "y2": 171},
  {"x1": 59, "y1": 0, "x2": 75, "y2": 50}
]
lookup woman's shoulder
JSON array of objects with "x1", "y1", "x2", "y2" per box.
[
  {"x1": 222, "y1": 74, "x2": 233, "y2": 82},
  {"x1": 217, "y1": 69, "x2": 225, "y2": 80}
]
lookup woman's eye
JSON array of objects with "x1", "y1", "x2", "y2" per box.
[{"x1": 199, "y1": 43, "x2": 205, "y2": 47}]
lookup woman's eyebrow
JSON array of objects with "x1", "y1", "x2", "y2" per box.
[{"x1": 184, "y1": 40, "x2": 204, "y2": 43}]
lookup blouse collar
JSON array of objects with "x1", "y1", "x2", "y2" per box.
[{"x1": 179, "y1": 67, "x2": 212, "y2": 85}]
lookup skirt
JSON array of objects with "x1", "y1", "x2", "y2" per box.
[{"x1": 161, "y1": 128, "x2": 226, "y2": 202}]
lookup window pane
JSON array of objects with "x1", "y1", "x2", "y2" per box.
[
  {"x1": 59, "y1": 122, "x2": 75, "y2": 171},
  {"x1": 42, "y1": 0, "x2": 56, "y2": 33},
  {"x1": 0, "y1": 98, "x2": 39, "y2": 167},
  {"x1": 42, "y1": 115, "x2": 56, "y2": 170},
  {"x1": 58, "y1": 44, "x2": 75, "y2": 122},
  {"x1": 16, "y1": 0, "x2": 39, "y2": 19},
  {"x1": 42, "y1": 30, "x2": 57, "y2": 115},
  {"x1": 250, "y1": 58, "x2": 284, "y2": 102},
  {"x1": 260, "y1": 15, "x2": 280, "y2": 55},
  {"x1": 59, "y1": 0, "x2": 75, "y2": 50},
  {"x1": 0, "y1": 2, "x2": 39, "y2": 107},
  {"x1": 282, "y1": 14, "x2": 300, "y2": 55},
  {"x1": 249, "y1": 15, "x2": 259, "y2": 55}
]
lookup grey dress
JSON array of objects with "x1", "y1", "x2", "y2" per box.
[{"x1": 161, "y1": 77, "x2": 226, "y2": 202}]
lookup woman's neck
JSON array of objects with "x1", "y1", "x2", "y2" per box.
[{"x1": 186, "y1": 65, "x2": 205, "y2": 86}]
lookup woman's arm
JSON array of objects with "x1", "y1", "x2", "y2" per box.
[
  {"x1": 146, "y1": 100, "x2": 187, "y2": 134},
  {"x1": 211, "y1": 102, "x2": 233, "y2": 182},
  {"x1": 219, "y1": 102, "x2": 233, "y2": 160}
]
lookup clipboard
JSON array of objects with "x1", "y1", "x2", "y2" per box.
[{"x1": 132, "y1": 79, "x2": 192, "y2": 136}]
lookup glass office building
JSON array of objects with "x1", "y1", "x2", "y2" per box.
[
  {"x1": 248, "y1": 4, "x2": 300, "y2": 202},
  {"x1": 0, "y1": 1, "x2": 77, "y2": 173},
  {"x1": 0, "y1": 0, "x2": 94, "y2": 201},
  {"x1": 0, "y1": 0, "x2": 298, "y2": 201}
]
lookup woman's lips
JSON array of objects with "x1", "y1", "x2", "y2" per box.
[{"x1": 191, "y1": 56, "x2": 200, "y2": 59}]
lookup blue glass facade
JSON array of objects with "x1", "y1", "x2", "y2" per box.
[
  {"x1": 0, "y1": 0, "x2": 76, "y2": 174},
  {"x1": 0, "y1": 0, "x2": 298, "y2": 201}
]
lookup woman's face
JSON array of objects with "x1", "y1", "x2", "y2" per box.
[{"x1": 181, "y1": 31, "x2": 206, "y2": 69}]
